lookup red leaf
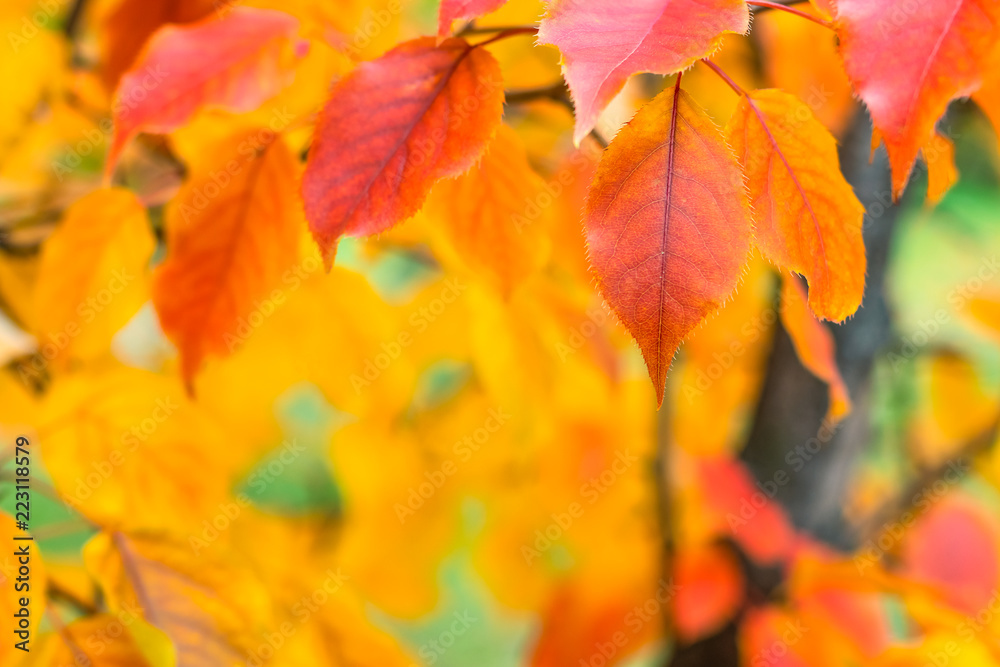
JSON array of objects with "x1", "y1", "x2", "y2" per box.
[
  {"x1": 585, "y1": 78, "x2": 751, "y2": 406},
  {"x1": 835, "y1": 0, "x2": 1000, "y2": 199},
  {"x1": 699, "y1": 458, "x2": 796, "y2": 565},
  {"x1": 98, "y1": 0, "x2": 217, "y2": 90},
  {"x1": 106, "y1": 7, "x2": 306, "y2": 179},
  {"x1": 438, "y1": 0, "x2": 509, "y2": 37},
  {"x1": 538, "y1": 0, "x2": 749, "y2": 143},
  {"x1": 301, "y1": 37, "x2": 504, "y2": 267}
]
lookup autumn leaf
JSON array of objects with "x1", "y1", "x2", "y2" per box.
[
  {"x1": 33, "y1": 188, "x2": 155, "y2": 364},
  {"x1": 902, "y1": 493, "x2": 1000, "y2": 614},
  {"x1": 780, "y1": 274, "x2": 851, "y2": 422},
  {"x1": 84, "y1": 532, "x2": 269, "y2": 667},
  {"x1": 153, "y1": 131, "x2": 301, "y2": 392},
  {"x1": 301, "y1": 36, "x2": 504, "y2": 266},
  {"x1": 38, "y1": 364, "x2": 237, "y2": 532},
  {"x1": 726, "y1": 88, "x2": 866, "y2": 322},
  {"x1": 698, "y1": 458, "x2": 795, "y2": 564},
  {"x1": 537, "y1": 0, "x2": 749, "y2": 143},
  {"x1": 835, "y1": 0, "x2": 1000, "y2": 199},
  {"x1": 586, "y1": 78, "x2": 752, "y2": 406},
  {"x1": 425, "y1": 124, "x2": 550, "y2": 296},
  {"x1": 924, "y1": 132, "x2": 958, "y2": 203},
  {"x1": 438, "y1": 0, "x2": 509, "y2": 38},
  {"x1": 674, "y1": 543, "x2": 745, "y2": 643},
  {"x1": 31, "y1": 615, "x2": 172, "y2": 667},
  {"x1": 106, "y1": 7, "x2": 307, "y2": 179},
  {"x1": 98, "y1": 0, "x2": 217, "y2": 90}
]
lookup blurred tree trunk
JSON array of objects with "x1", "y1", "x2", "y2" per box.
[{"x1": 667, "y1": 105, "x2": 901, "y2": 666}]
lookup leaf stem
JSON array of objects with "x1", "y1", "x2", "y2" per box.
[
  {"x1": 458, "y1": 23, "x2": 538, "y2": 36},
  {"x1": 700, "y1": 59, "x2": 747, "y2": 97},
  {"x1": 746, "y1": 0, "x2": 832, "y2": 28},
  {"x1": 471, "y1": 26, "x2": 538, "y2": 48}
]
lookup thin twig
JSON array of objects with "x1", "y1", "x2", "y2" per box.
[
  {"x1": 746, "y1": 0, "x2": 832, "y2": 28},
  {"x1": 458, "y1": 23, "x2": 538, "y2": 37},
  {"x1": 471, "y1": 26, "x2": 538, "y2": 48},
  {"x1": 701, "y1": 59, "x2": 747, "y2": 97},
  {"x1": 63, "y1": 0, "x2": 89, "y2": 39}
]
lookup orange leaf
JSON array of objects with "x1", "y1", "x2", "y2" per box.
[
  {"x1": 674, "y1": 543, "x2": 745, "y2": 643},
  {"x1": 924, "y1": 132, "x2": 958, "y2": 204},
  {"x1": 537, "y1": 0, "x2": 749, "y2": 143},
  {"x1": 835, "y1": 0, "x2": 1000, "y2": 199},
  {"x1": 152, "y1": 132, "x2": 301, "y2": 392},
  {"x1": 106, "y1": 7, "x2": 306, "y2": 179},
  {"x1": 438, "y1": 0, "x2": 509, "y2": 38},
  {"x1": 426, "y1": 125, "x2": 549, "y2": 296},
  {"x1": 726, "y1": 89, "x2": 866, "y2": 322},
  {"x1": 301, "y1": 37, "x2": 504, "y2": 267},
  {"x1": 780, "y1": 274, "x2": 851, "y2": 422},
  {"x1": 586, "y1": 78, "x2": 752, "y2": 406}
]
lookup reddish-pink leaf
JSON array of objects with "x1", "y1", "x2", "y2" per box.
[
  {"x1": 585, "y1": 79, "x2": 752, "y2": 406},
  {"x1": 699, "y1": 458, "x2": 796, "y2": 565},
  {"x1": 437, "y1": 0, "x2": 509, "y2": 37},
  {"x1": 301, "y1": 37, "x2": 504, "y2": 267},
  {"x1": 902, "y1": 493, "x2": 1000, "y2": 614},
  {"x1": 835, "y1": 0, "x2": 1000, "y2": 199},
  {"x1": 106, "y1": 7, "x2": 306, "y2": 179},
  {"x1": 538, "y1": 0, "x2": 749, "y2": 143}
]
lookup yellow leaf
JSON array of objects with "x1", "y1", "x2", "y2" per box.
[{"x1": 33, "y1": 188, "x2": 154, "y2": 365}]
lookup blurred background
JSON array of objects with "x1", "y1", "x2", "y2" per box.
[{"x1": 2, "y1": 1, "x2": 1000, "y2": 666}]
